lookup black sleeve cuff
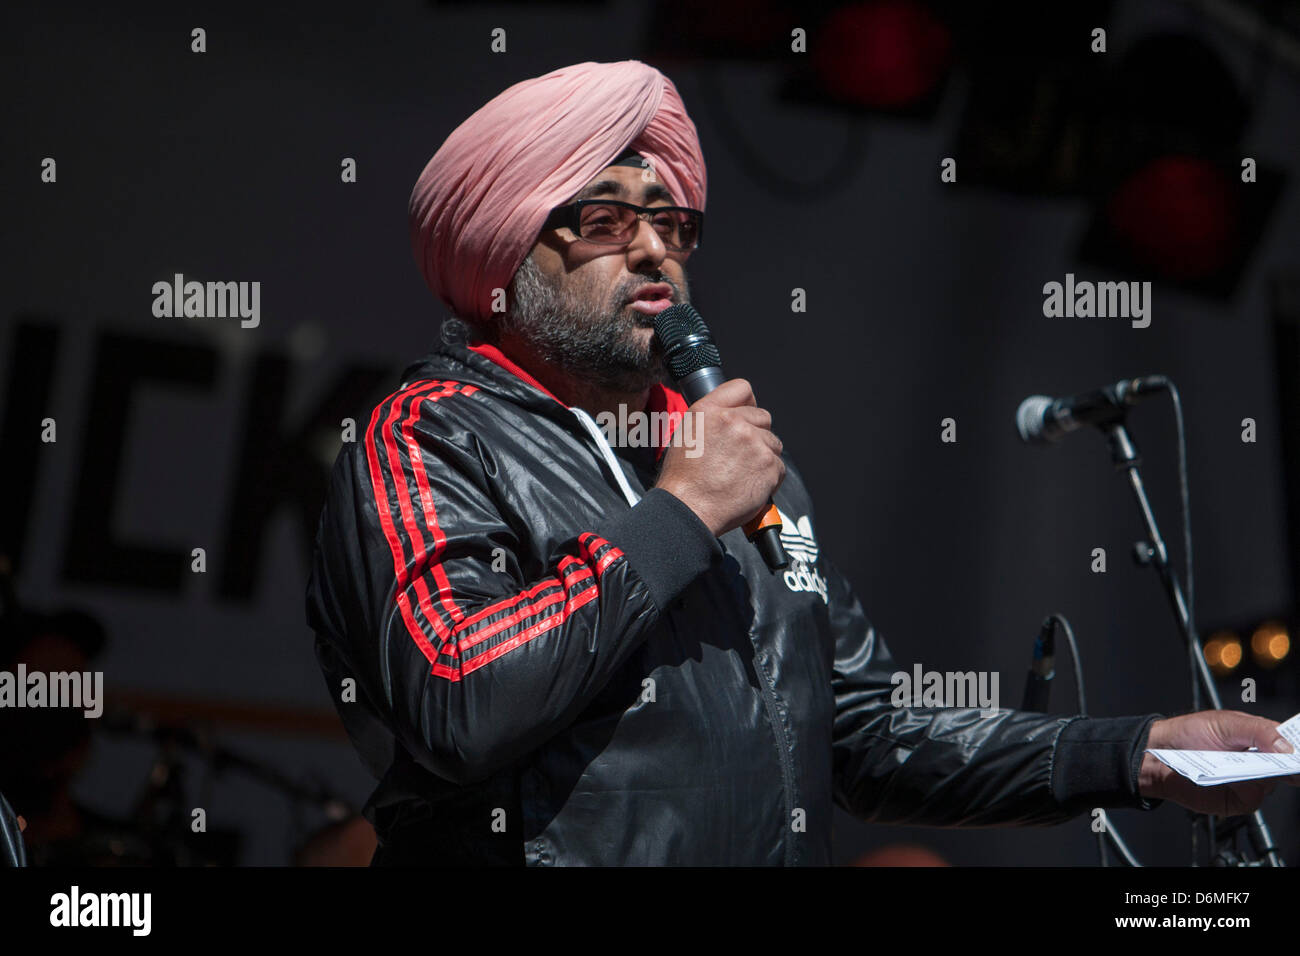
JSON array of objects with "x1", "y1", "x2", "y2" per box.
[
  {"x1": 596, "y1": 488, "x2": 721, "y2": 613},
  {"x1": 1051, "y1": 713, "x2": 1165, "y2": 813}
]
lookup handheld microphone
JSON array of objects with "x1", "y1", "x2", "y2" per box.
[
  {"x1": 1021, "y1": 617, "x2": 1056, "y2": 712},
  {"x1": 653, "y1": 303, "x2": 789, "y2": 571},
  {"x1": 1015, "y1": 375, "x2": 1168, "y2": 444}
]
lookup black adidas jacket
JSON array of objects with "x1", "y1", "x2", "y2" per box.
[{"x1": 305, "y1": 338, "x2": 1162, "y2": 865}]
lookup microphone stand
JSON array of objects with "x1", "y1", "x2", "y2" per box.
[{"x1": 1103, "y1": 420, "x2": 1283, "y2": 867}]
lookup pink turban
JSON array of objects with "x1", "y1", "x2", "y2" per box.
[{"x1": 409, "y1": 60, "x2": 707, "y2": 324}]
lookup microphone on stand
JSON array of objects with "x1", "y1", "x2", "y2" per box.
[{"x1": 1015, "y1": 376, "x2": 1168, "y2": 444}]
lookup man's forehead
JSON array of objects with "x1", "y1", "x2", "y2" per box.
[{"x1": 573, "y1": 165, "x2": 676, "y2": 204}]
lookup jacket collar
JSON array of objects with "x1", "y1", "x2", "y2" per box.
[
  {"x1": 466, "y1": 342, "x2": 565, "y2": 404},
  {"x1": 409, "y1": 339, "x2": 689, "y2": 460}
]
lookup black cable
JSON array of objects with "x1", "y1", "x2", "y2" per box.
[
  {"x1": 1163, "y1": 380, "x2": 1216, "y2": 861},
  {"x1": 0, "y1": 790, "x2": 28, "y2": 867},
  {"x1": 1165, "y1": 381, "x2": 1199, "y2": 709},
  {"x1": 1054, "y1": 614, "x2": 1087, "y2": 716},
  {"x1": 1048, "y1": 613, "x2": 1142, "y2": 867}
]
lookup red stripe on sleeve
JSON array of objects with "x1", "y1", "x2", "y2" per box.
[
  {"x1": 367, "y1": 384, "x2": 630, "y2": 680},
  {"x1": 366, "y1": 381, "x2": 463, "y2": 657}
]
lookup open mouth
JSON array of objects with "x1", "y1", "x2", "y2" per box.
[{"x1": 627, "y1": 282, "x2": 674, "y2": 315}]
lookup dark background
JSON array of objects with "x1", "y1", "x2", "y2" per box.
[{"x1": 3, "y1": 0, "x2": 1299, "y2": 865}]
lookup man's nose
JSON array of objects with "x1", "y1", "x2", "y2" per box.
[{"x1": 624, "y1": 217, "x2": 669, "y2": 270}]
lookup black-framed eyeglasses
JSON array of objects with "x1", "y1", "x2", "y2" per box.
[{"x1": 542, "y1": 199, "x2": 704, "y2": 252}]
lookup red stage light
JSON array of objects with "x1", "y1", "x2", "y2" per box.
[
  {"x1": 812, "y1": 0, "x2": 953, "y2": 110},
  {"x1": 1104, "y1": 156, "x2": 1240, "y2": 282}
]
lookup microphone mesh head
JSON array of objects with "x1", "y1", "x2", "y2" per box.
[
  {"x1": 1015, "y1": 395, "x2": 1054, "y2": 443},
  {"x1": 652, "y1": 303, "x2": 695, "y2": 348},
  {"x1": 654, "y1": 303, "x2": 721, "y2": 381}
]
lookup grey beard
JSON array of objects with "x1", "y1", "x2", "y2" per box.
[{"x1": 497, "y1": 253, "x2": 683, "y2": 394}]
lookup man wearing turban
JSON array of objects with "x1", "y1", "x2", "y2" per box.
[{"x1": 307, "y1": 60, "x2": 1295, "y2": 866}]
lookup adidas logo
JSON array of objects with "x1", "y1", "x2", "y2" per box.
[{"x1": 778, "y1": 509, "x2": 828, "y2": 604}]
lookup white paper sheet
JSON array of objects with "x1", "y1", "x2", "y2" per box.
[{"x1": 1145, "y1": 711, "x2": 1300, "y2": 786}]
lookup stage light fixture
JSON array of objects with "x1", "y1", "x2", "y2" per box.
[
  {"x1": 1203, "y1": 631, "x2": 1243, "y2": 676},
  {"x1": 1250, "y1": 620, "x2": 1290, "y2": 669}
]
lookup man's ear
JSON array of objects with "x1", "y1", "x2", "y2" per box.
[
  {"x1": 439, "y1": 316, "x2": 477, "y2": 345},
  {"x1": 533, "y1": 232, "x2": 568, "y2": 258}
]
